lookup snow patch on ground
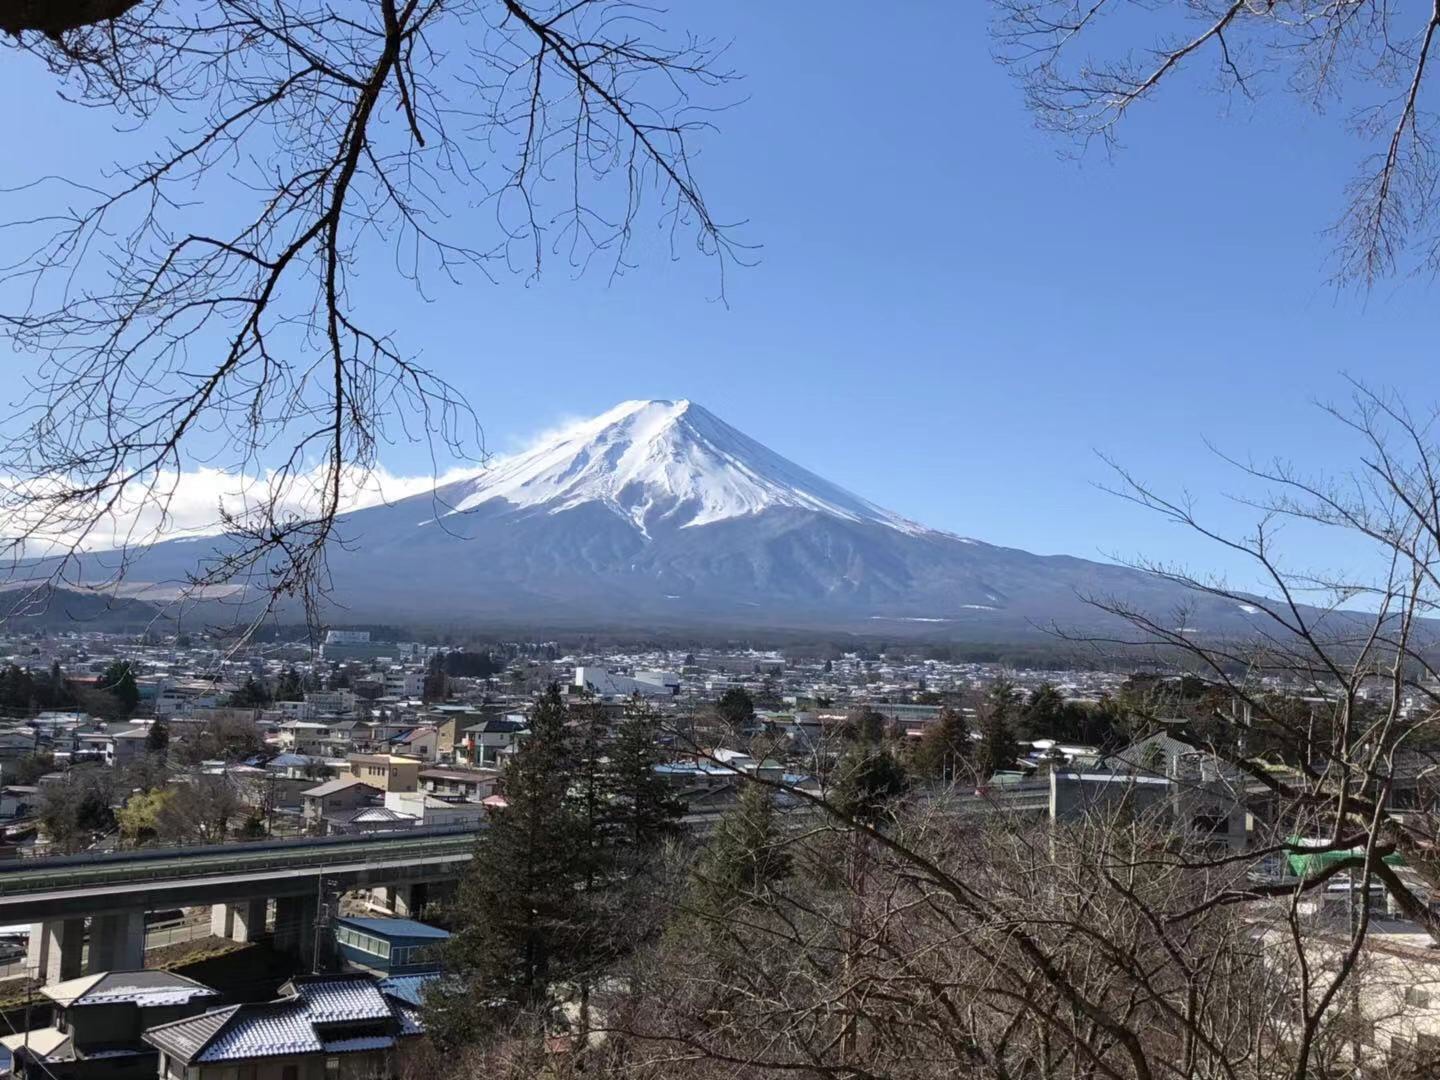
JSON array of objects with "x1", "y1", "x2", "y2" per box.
[{"x1": 870, "y1": 616, "x2": 954, "y2": 623}]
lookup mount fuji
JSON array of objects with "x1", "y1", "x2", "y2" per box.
[{"x1": 38, "y1": 399, "x2": 1270, "y2": 637}]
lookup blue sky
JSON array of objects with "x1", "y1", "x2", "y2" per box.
[{"x1": 2, "y1": 1, "x2": 1436, "y2": 588}]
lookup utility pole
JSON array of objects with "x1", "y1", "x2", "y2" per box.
[{"x1": 312, "y1": 876, "x2": 338, "y2": 975}]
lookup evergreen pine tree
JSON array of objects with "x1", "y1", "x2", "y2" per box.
[
  {"x1": 421, "y1": 654, "x2": 448, "y2": 702},
  {"x1": 688, "y1": 780, "x2": 792, "y2": 918},
  {"x1": 833, "y1": 745, "x2": 908, "y2": 824},
  {"x1": 430, "y1": 685, "x2": 589, "y2": 1044},
  {"x1": 913, "y1": 707, "x2": 969, "y2": 781},
  {"x1": 848, "y1": 706, "x2": 887, "y2": 744},
  {"x1": 228, "y1": 675, "x2": 271, "y2": 708},
  {"x1": 100, "y1": 661, "x2": 140, "y2": 715},
  {"x1": 714, "y1": 687, "x2": 755, "y2": 735},
  {"x1": 275, "y1": 667, "x2": 304, "y2": 702},
  {"x1": 605, "y1": 703, "x2": 685, "y2": 849},
  {"x1": 1020, "y1": 682, "x2": 1065, "y2": 740},
  {"x1": 976, "y1": 680, "x2": 1021, "y2": 781},
  {"x1": 145, "y1": 719, "x2": 169, "y2": 754}
]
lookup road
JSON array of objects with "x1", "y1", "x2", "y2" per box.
[
  {"x1": 0, "y1": 913, "x2": 214, "y2": 982},
  {"x1": 0, "y1": 827, "x2": 477, "y2": 896}
]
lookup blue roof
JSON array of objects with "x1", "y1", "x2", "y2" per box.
[
  {"x1": 377, "y1": 974, "x2": 434, "y2": 1008},
  {"x1": 267, "y1": 753, "x2": 319, "y2": 767},
  {"x1": 336, "y1": 916, "x2": 450, "y2": 941}
]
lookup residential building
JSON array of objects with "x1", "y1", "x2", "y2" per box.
[
  {"x1": 107, "y1": 727, "x2": 151, "y2": 770},
  {"x1": 153, "y1": 680, "x2": 225, "y2": 719},
  {"x1": 381, "y1": 791, "x2": 484, "y2": 829},
  {"x1": 333, "y1": 918, "x2": 449, "y2": 975},
  {"x1": 145, "y1": 973, "x2": 427, "y2": 1080},
  {"x1": 301, "y1": 777, "x2": 382, "y2": 827},
  {"x1": 458, "y1": 716, "x2": 526, "y2": 766},
  {"x1": 305, "y1": 690, "x2": 356, "y2": 718},
  {"x1": 6, "y1": 970, "x2": 219, "y2": 1080},
  {"x1": 0, "y1": 725, "x2": 38, "y2": 762},
  {"x1": 346, "y1": 754, "x2": 420, "y2": 793},
  {"x1": 381, "y1": 670, "x2": 424, "y2": 699},
  {"x1": 573, "y1": 666, "x2": 678, "y2": 699},
  {"x1": 418, "y1": 766, "x2": 500, "y2": 803},
  {"x1": 277, "y1": 720, "x2": 338, "y2": 756},
  {"x1": 390, "y1": 726, "x2": 437, "y2": 760},
  {"x1": 0, "y1": 784, "x2": 38, "y2": 818},
  {"x1": 1048, "y1": 732, "x2": 1249, "y2": 852}
]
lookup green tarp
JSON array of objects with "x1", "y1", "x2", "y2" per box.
[{"x1": 1285, "y1": 837, "x2": 1404, "y2": 878}]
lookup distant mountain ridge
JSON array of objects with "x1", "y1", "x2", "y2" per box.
[{"x1": 13, "y1": 399, "x2": 1285, "y2": 639}]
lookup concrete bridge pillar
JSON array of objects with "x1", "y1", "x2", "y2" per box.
[
  {"x1": 381, "y1": 884, "x2": 413, "y2": 916},
  {"x1": 210, "y1": 899, "x2": 268, "y2": 943},
  {"x1": 27, "y1": 918, "x2": 84, "y2": 984},
  {"x1": 87, "y1": 912, "x2": 145, "y2": 973},
  {"x1": 273, "y1": 895, "x2": 317, "y2": 966},
  {"x1": 382, "y1": 882, "x2": 433, "y2": 917}
]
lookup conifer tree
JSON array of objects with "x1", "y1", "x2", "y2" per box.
[
  {"x1": 1019, "y1": 682, "x2": 1065, "y2": 740},
  {"x1": 833, "y1": 745, "x2": 908, "y2": 824},
  {"x1": 431, "y1": 685, "x2": 588, "y2": 1044},
  {"x1": 688, "y1": 780, "x2": 792, "y2": 919},
  {"x1": 275, "y1": 667, "x2": 304, "y2": 702},
  {"x1": 715, "y1": 687, "x2": 755, "y2": 735},
  {"x1": 605, "y1": 702, "x2": 685, "y2": 849},
  {"x1": 976, "y1": 680, "x2": 1021, "y2": 781},
  {"x1": 913, "y1": 707, "x2": 969, "y2": 781},
  {"x1": 100, "y1": 660, "x2": 140, "y2": 716}
]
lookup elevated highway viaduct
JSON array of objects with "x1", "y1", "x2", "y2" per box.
[{"x1": 0, "y1": 827, "x2": 477, "y2": 982}]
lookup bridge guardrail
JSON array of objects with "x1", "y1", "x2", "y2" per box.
[{"x1": 0, "y1": 827, "x2": 481, "y2": 896}]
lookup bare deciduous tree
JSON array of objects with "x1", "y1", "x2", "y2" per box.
[
  {"x1": 991, "y1": 0, "x2": 1440, "y2": 286},
  {"x1": 584, "y1": 788, "x2": 1409, "y2": 1080},
  {"x1": 0, "y1": 0, "x2": 742, "y2": 629}
]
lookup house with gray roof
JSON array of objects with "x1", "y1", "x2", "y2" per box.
[
  {"x1": 300, "y1": 777, "x2": 380, "y2": 829},
  {"x1": 6, "y1": 970, "x2": 219, "y2": 1080},
  {"x1": 145, "y1": 973, "x2": 428, "y2": 1080}
]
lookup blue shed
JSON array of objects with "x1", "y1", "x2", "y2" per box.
[{"x1": 333, "y1": 916, "x2": 450, "y2": 974}]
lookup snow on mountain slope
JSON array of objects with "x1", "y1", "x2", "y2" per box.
[
  {"x1": 38, "y1": 397, "x2": 1327, "y2": 639},
  {"x1": 444, "y1": 399, "x2": 931, "y2": 538}
]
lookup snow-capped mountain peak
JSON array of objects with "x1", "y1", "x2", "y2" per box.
[{"x1": 446, "y1": 398, "x2": 929, "y2": 537}]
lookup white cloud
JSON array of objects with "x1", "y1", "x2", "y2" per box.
[
  {"x1": 4, "y1": 407, "x2": 615, "y2": 558},
  {"x1": 7, "y1": 461, "x2": 482, "y2": 557}
]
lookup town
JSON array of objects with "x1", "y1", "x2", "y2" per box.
[
  {"x1": 0, "y1": 623, "x2": 1434, "y2": 1078},
  {"x1": 6, "y1": 0, "x2": 1440, "y2": 1074}
]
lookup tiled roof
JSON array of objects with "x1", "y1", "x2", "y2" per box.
[
  {"x1": 349, "y1": 806, "x2": 413, "y2": 823},
  {"x1": 145, "y1": 1005, "x2": 241, "y2": 1061},
  {"x1": 47, "y1": 970, "x2": 218, "y2": 1009},
  {"x1": 395, "y1": 1006, "x2": 424, "y2": 1037},
  {"x1": 289, "y1": 978, "x2": 393, "y2": 1023},
  {"x1": 145, "y1": 974, "x2": 429, "y2": 1065},
  {"x1": 200, "y1": 1004, "x2": 319, "y2": 1061}
]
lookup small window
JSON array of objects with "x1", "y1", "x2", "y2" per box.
[{"x1": 1406, "y1": 986, "x2": 1432, "y2": 1008}]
